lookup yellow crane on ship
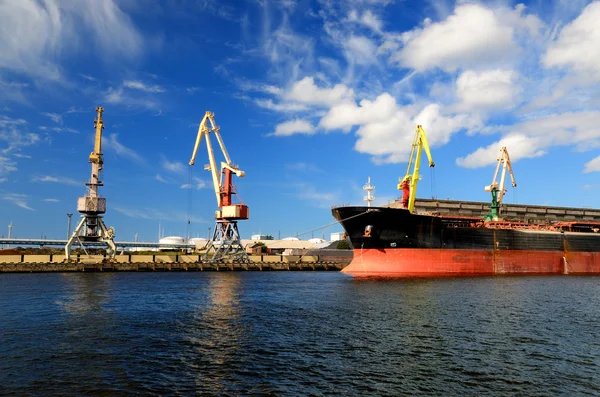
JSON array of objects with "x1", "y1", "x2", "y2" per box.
[{"x1": 398, "y1": 125, "x2": 435, "y2": 214}]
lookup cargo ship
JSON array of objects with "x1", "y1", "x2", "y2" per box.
[
  {"x1": 332, "y1": 205, "x2": 600, "y2": 276},
  {"x1": 332, "y1": 126, "x2": 600, "y2": 276}
]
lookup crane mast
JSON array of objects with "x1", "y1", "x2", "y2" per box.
[
  {"x1": 64, "y1": 107, "x2": 116, "y2": 261},
  {"x1": 485, "y1": 146, "x2": 517, "y2": 221},
  {"x1": 189, "y1": 111, "x2": 249, "y2": 263},
  {"x1": 398, "y1": 125, "x2": 435, "y2": 213}
]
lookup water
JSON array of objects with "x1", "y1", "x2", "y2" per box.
[{"x1": 1, "y1": 273, "x2": 600, "y2": 396}]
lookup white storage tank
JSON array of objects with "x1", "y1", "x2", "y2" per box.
[{"x1": 159, "y1": 236, "x2": 185, "y2": 249}]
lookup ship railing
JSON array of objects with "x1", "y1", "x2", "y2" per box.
[{"x1": 331, "y1": 202, "x2": 351, "y2": 209}]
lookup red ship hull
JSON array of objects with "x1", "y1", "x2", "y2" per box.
[{"x1": 343, "y1": 248, "x2": 600, "y2": 276}]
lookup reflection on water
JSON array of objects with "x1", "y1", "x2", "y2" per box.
[
  {"x1": 58, "y1": 273, "x2": 115, "y2": 316},
  {"x1": 186, "y1": 274, "x2": 246, "y2": 394},
  {"x1": 1, "y1": 273, "x2": 600, "y2": 395}
]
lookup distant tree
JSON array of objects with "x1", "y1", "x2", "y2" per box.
[
  {"x1": 255, "y1": 241, "x2": 268, "y2": 253},
  {"x1": 336, "y1": 240, "x2": 351, "y2": 250}
]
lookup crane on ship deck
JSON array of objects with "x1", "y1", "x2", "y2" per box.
[
  {"x1": 485, "y1": 146, "x2": 517, "y2": 221},
  {"x1": 189, "y1": 111, "x2": 250, "y2": 263},
  {"x1": 398, "y1": 125, "x2": 435, "y2": 214}
]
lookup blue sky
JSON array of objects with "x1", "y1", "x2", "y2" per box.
[{"x1": 2, "y1": 0, "x2": 600, "y2": 242}]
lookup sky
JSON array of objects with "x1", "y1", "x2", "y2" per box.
[{"x1": 2, "y1": 0, "x2": 600, "y2": 242}]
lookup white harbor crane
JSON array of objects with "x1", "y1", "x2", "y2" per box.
[
  {"x1": 65, "y1": 107, "x2": 116, "y2": 261},
  {"x1": 363, "y1": 177, "x2": 375, "y2": 207},
  {"x1": 484, "y1": 146, "x2": 517, "y2": 221},
  {"x1": 189, "y1": 111, "x2": 249, "y2": 263}
]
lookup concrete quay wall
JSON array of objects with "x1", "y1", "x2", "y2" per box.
[{"x1": 0, "y1": 254, "x2": 349, "y2": 272}]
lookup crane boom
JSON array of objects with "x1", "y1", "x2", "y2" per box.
[
  {"x1": 188, "y1": 110, "x2": 249, "y2": 263},
  {"x1": 398, "y1": 125, "x2": 435, "y2": 213},
  {"x1": 485, "y1": 146, "x2": 517, "y2": 221},
  {"x1": 89, "y1": 107, "x2": 104, "y2": 167},
  {"x1": 189, "y1": 110, "x2": 248, "y2": 220}
]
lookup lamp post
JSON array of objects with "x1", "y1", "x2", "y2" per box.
[{"x1": 67, "y1": 213, "x2": 73, "y2": 239}]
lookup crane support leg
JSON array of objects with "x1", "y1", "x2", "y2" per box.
[
  {"x1": 203, "y1": 220, "x2": 249, "y2": 263},
  {"x1": 64, "y1": 215, "x2": 116, "y2": 262}
]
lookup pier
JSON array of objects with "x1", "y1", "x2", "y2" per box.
[{"x1": 0, "y1": 254, "x2": 348, "y2": 272}]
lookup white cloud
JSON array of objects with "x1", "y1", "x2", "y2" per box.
[
  {"x1": 0, "y1": 155, "x2": 17, "y2": 178},
  {"x1": 114, "y1": 206, "x2": 194, "y2": 223},
  {"x1": 13, "y1": 153, "x2": 31, "y2": 159},
  {"x1": 254, "y1": 99, "x2": 310, "y2": 112},
  {"x1": 270, "y1": 119, "x2": 315, "y2": 136},
  {"x1": 43, "y1": 198, "x2": 60, "y2": 202},
  {"x1": 543, "y1": 2, "x2": 600, "y2": 79},
  {"x1": 0, "y1": 115, "x2": 40, "y2": 153},
  {"x1": 285, "y1": 77, "x2": 354, "y2": 107},
  {"x1": 343, "y1": 35, "x2": 378, "y2": 65},
  {"x1": 294, "y1": 183, "x2": 339, "y2": 209},
  {"x1": 347, "y1": 10, "x2": 383, "y2": 33},
  {"x1": 180, "y1": 179, "x2": 207, "y2": 190},
  {"x1": 354, "y1": 103, "x2": 480, "y2": 163},
  {"x1": 42, "y1": 112, "x2": 63, "y2": 124},
  {"x1": 3, "y1": 193, "x2": 34, "y2": 211},
  {"x1": 123, "y1": 80, "x2": 165, "y2": 93},
  {"x1": 32, "y1": 175, "x2": 80, "y2": 186},
  {"x1": 319, "y1": 93, "x2": 398, "y2": 130},
  {"x1": 458, "y1": 111, "x2": 600, "y2": 169},
  {"x1": 104, "y1": 134, "x2": 145, "y2": 164},
  {"x1": 393, "y1": 3, "x2": 541, "y2": 72},
  {"x1": 286, "y1": 162, "x2": 322, "y2": 172},
  {"x1": 456, "y1": 135, "x2": 545, "y2": 168},
  {"x1": 104, "y1": 86, "x2": 158, "y2": 110},
  {"x1": 455, "y1": 69, "x2": 522, "y2": 111},
  {"x1": 155, "y1": 174, "x2": 168, "y2": 183},
  {"x1": 161, "y1": 155, "x2": 186, "y2": 173},
  {"x1": 0, "y1": 0, "x2": 143, "y2": 80},
  {"x1": 584, "y1": 156, "x2": 600, "y2": 173}
]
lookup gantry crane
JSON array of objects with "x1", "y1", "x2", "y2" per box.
[
  {"x1": 189, "y1": 111, "x2": 249, "y2": 263},
  {"x1": 65, "y1": 107, "x2": 116, "y2": 261},
  {"x1": 485, "y1": 146, "x2": 517, "y2": 221},
  {"x1": 397, "y1": 125, "x2": 435, "y2": 213}
]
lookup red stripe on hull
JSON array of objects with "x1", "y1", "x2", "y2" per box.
[{"x1": 343, "y1": 248, "x2": 600, "y2": 276}]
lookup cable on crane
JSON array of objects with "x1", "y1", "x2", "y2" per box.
[
  {"x1": 430, "y1": 167, "x2": 436, "y2": 199},
  {"x1": 187, "y1": 166, "x2": 193, "y2": 239}
]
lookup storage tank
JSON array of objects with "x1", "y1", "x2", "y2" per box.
[
  {"x1": 159, "y1": 236, "x2": 185, "y2": 249},
  {"x1": 188, "y1": 237, "x2": 208, "y2": 250}
]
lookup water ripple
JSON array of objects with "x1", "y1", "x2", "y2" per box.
[{"x1": 0, "y1": 273, "x2": 599, "y2": 395}]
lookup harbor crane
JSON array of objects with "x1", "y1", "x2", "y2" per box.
[
  {"x1": 65, "y1": 107, "x2": 116, "y2": 261},
  {"x1": 189, "y1": 111, "x2": 250, "y2": 263},
  {"x1": 485, "y1": 146, "x2": 517, "y2": 221},
  {"x1": 398, "y1": 125, "x2": 435, "y2": 213}
]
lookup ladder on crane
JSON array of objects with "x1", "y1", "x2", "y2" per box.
[
  {"x1": 484, "y1": 146, "x2": 517, "y2": 221},
  {"x1": 189, "y1": 111, "x2": 250, "y2": 263}
]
